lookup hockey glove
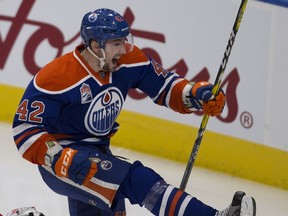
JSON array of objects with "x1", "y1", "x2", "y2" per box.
[
  {"x1": 51, "y1": 148, "x2": 97, "y2": 185},
  {"x1": 188, "y1": 81, "x2": 226, "y2": 116}
]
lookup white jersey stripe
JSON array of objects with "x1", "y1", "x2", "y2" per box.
[
  {"x1": 152, "y1": 74, "x2": 178, "y2": 102},
  {"x1": 13, "y1": 123, "x2": 42, "y2": 136},
  {"x1": 165, "y1": 78, "x2": 184, "y2": 109},
  {"x1": 178, "y1": 194, "x2": 193, "y2": 216},
  {"x1": 116, "y1": 60, "x2": 151, "y2": 70},
  {"x1": 159, "y1": 185, "x2": 174, "y2": 216}
]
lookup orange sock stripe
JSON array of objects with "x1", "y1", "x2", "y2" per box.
[{"x1": 168, "y1": 190, "x2": 184, "y2": 216}]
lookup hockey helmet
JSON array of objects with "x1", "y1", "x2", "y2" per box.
[
  {"x1": 4, "y1": 207, "x2": 44, "y2": 216},
  {"x1": 80, "y1": 8, "x2": 132, "y2": 49}
]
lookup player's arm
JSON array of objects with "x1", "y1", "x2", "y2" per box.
[
  {"x1": 144, "y1": 60, "x2": 225, "y2": 116},
  {"x1": 12, "y1": 92, "x2": 62, "y2": 165},
  {"x1": 12, "y1": 85, "x2": 96, "y2": 185},
  {"x1": 121, "y1": 49, "x2": 225, "y2": 116},
  {"x1": 145, "y1": 67, "x2": 225, "y2": 116}
]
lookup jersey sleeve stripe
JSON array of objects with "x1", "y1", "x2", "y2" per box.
[
  {"x1": 13, "y1": 123, "x2": 43, "y2": 136},
  {"x1": 164, "y1": 78, "x2": 185, "y2": 109},
  {"x1": 152, "y1": 74, "x2": 179, "y2": 102},
  {"x1": 168, "y1": 80, "x2": 193, "y2": 114},
  {"x1": 14, "y1": 128, "x2": 43, "y2": 146},
  {"x1": 18, "y1": 132, "x2": 46, "y2": 156}
]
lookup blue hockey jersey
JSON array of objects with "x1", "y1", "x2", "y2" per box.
[{"x1": 12, "y1": 45, "x2": 192, "y2": 165}]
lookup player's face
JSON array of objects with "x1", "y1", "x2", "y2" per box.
[{"x1": 103, "y1": 38, "x2": 127, "y2": 72}]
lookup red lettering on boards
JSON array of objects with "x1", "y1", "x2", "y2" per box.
[{"x1": 1, "y1": 4, "x2": 239, "y2": 122}]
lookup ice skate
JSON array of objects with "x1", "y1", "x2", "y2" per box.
[{"x1": 216, "y1": 191, "x2": 256, "y2": 216}]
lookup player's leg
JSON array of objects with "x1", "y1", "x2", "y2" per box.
[
  {"x1": 68, "y1": 197, "x2": 126, "y2": 216},
  {"x1": 117, "y1": 161, "x2": 256, "y2": 216},
  {"x1": 38, "y1": 144, "x2": 256, "y2": 216},
  {"x1": 117, "y1": 161, "x2": 217, "y2": 216},
  {"x1": 68, "y1": 197, "x2": 103, "y2": 216}
]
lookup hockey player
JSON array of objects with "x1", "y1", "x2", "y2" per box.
[{"x1": 12, "y1": 8, "x2": 256, "y2": 216}]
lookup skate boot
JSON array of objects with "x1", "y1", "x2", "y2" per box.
[{"x1": 216, "y1": 191, "x2": 256, "y2": 216}]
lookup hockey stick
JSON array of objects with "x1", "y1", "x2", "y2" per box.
[{"x1": 180, "y1": 0, "x2": 249, "y2": 190}]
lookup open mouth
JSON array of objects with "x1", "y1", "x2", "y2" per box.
[{"x1": 112, "y1": 55, "x2": 121, "y2": 65}]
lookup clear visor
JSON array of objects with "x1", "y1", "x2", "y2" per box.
[{"x1": 124, "y1": 33, "x2": 134, "y2": 53}]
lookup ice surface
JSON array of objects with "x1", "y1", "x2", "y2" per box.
[{"x1": 1, "y1": 122, "x2": 287, "y2": 215}]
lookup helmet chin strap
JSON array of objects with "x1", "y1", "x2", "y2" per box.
[{"x1": 87, "y1": 47, "x2": 106, "y2": 70}]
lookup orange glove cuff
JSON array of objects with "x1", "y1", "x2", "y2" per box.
[
  {"x1": 191, "y1": 81, "x2": 210, "y2": 97},
  {"x1": 54, "y1": 148, "x2": 78, "y2": 178}
]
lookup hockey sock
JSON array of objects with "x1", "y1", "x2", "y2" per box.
[{"x1": 150, "y1": 184, "x2": 217, "y2": 216}]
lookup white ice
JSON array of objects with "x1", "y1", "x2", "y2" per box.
[{"x1": 1, "y1": 122, "x2": 287, "y2": 215}]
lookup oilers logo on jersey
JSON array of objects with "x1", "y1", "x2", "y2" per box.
[{"x1": 84, "y1": 87, "x2": 124, "y2": 136}]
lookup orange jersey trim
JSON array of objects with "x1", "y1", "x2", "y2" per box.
[
  {"x1": 34, "y1": 46, "x2": 111, "y2": 93},
  {"x1": 35, "y1": 52, "x2": 88, "y2": 92},
  {"x1": 117, "y1": 45, "x2": 149, "y2": 66},
  {"x1": 50, "y1": 133, "x2": 73, "y2": 140}
]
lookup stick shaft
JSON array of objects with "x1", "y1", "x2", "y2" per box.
[{"x1": 180, "y1": 0, "x2": 249, "y2": 190}]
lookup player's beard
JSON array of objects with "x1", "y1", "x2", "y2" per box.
[{"x1": 103, "y1": 56, "x2": 120, "y2": 72}]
